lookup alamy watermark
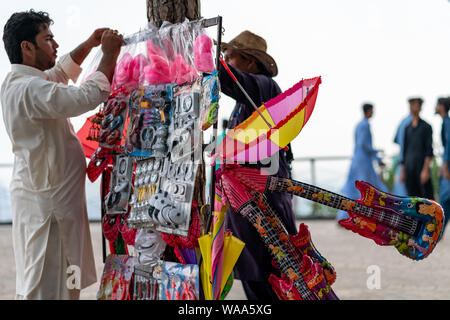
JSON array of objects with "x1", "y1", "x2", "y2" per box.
[
  {"x1": 66, "y1": 265, "x2": 81, "y2": 290},
  {"x1": 66, "y1": 5, "x2": 81, "y2": 30},
  {"x1": 366, "y1": 265, "x2": 381, "y2": 290}
]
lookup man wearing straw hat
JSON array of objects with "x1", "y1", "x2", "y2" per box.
[{"x1": 218, "y1": 30, "x2": 296, "y2": 300}]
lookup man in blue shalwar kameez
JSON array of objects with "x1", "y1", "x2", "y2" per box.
[
  {"x1": 336, "y1": 103, "x2": 387, "y2": 221},
  {"x1": 435, "y1": 97, "x2": 450, "y2": 235},
  {"x1": 392, "y1": 114, "x2": 412, "y2": 196}
]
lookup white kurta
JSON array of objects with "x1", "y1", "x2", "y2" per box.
[{"x1": 1, "y1": 54, "x2": 110, "y2": 299}]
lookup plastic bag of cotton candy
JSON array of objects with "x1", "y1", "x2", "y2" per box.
[{"x1": 79, "y1": 19, "x2": 216, "y2": 91}]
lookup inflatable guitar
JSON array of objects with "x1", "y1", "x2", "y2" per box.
[
  {"x1": 220, "y1": 172, "x2": 339, "y2": 300},
  {"x1": 250, "y1": 191, "x2": 337, "y2": 300},
  {"x1": 224, "y1": 166, "x2": 444, "y2": 261}
]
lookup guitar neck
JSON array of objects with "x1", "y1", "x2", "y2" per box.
[
  {"x1": 237, "y1": 200, "x2": 316, "y2": 300},
  {"x1": 268, "y1": 176, "x2": 365, "y2": 212},
  {"x1": 267, "y1": 177, "x2": 419, "y2": 236},
  {"x1": 250, "y1": 191, "x2": 304, "y2": 268}
]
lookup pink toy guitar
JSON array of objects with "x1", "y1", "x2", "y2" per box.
[
  {"x1": 224, "y1": 166, "x2": 444, "y2": 261},
  {"x1": 251, "y1": 192, "x2": 337, "y2": 292},
  {"x1": 221, "y1": 173, "x2": 338, "y2": 300}
]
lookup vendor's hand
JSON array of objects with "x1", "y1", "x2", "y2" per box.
[
  {"x1": 86, "y1": 28, "x2": 109, "y2": 48},
  {"x1": 101, "y1": 29, "x2": 123, "y2": 59},
  {"x1": 420, "y1": 168, "x2": 430, "y2": 185}
]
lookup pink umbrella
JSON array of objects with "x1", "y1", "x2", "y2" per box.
[{"x1": 211, "y1": 184, "x2": 228, "y2": 300}]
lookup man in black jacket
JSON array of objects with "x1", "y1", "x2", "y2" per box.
[
  {"x1": 400, "y1": 97, "x2": 434, "y2": 199},
  {"x1": 218, "y1": 30, "x2": 296, "y2": 300}
]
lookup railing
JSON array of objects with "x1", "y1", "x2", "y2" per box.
[
  {"x1": 0, "y1": 154, "x2": 412, "y2": 222},
  {"x1": 291, "y1": 156, "x2": 353, "y2": 219}
]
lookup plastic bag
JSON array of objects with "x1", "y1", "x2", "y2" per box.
[
  {"x1": 153, "y1": 261, "x2": 199, "y2": 300},
  {"x1": 134, "y1": 229, "x2": 167, "y2": 265},
  {"x1": 97, "y1": 255, "x2": 137, "y2": 300}
]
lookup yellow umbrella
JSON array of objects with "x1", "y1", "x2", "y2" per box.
[
  {"x1": 220, "y1": 231, "x2": 245, "y2": 295},
  {"x1": 198, "y1": 231, "x2": 245, "y2": 300},
  {"x1": 198, "y1": 234, "x2": 213, "y2": 300}
]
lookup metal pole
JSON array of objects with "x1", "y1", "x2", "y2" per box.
[
  {"x1": 218, "y1": 58, "x2": 272, "y2": 129},
  {"x1": 205, "y1": 15, "x2": 223, "y2": 233},
  {"x1": 100, "y1": 172, "x2": 107, "y2": 263}
]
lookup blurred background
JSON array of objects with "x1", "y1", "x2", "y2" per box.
[{"x1": 0, "y1": 0, "x2": 450, "y2": 222}]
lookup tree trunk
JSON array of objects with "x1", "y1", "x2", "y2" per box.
[{"x1": 146, "y1": 0, "x2": 201, "y2": 27}]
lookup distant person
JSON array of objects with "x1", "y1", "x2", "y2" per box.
[
  {"x1": 400, "y1": 97, "x2": 434, "y2": 199},
  {"x1": 1, "y1": 10, "x2": 122, "y2": 299},
  {"x1": 337, "y1": 103, "x2": 387, "y2": 221},
  {"x1": 392, "y1": 114, "x2": 412, "y2": 196},
  {"x1": 435, "y1": 97, "x2": 450, "y2": 233}
]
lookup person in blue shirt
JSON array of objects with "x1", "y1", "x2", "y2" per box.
[
  {"x1": 392, "y1": 115, "x2": 412, "y2": 196},
  {"x1": 337, "y1": 103, "x2": 387, "y2": 221},
  {"x1": 435, "y1": 97, "x2": 450, "y2": 233}
]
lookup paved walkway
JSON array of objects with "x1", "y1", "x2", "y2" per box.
[{"x1": 1, "y1": 220, "x2": 449, "y2": 300}]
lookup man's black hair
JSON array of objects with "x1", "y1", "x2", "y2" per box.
[
  {"x1": 362, "y1": 103, "x2": 373, "y2": 115},
  {"x1": 408, "y1": 97, "x2": 424, "y2": 107},
  {"x1": 3, "y1": 9, "x2": 53, "y2": 64},
  {"x1": 438, "y1": 97, "x2": 450, "y2": 113}
]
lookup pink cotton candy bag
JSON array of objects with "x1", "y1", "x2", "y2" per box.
[{"x1": 194, "y1": 33, "x2": 215, "y2": 73}]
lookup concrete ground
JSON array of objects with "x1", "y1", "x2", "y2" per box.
[{"x1": 1, "y1": 219, "x2": 449, "y2": 300}]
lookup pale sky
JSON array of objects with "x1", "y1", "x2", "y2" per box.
[{"x1": 0, "y1": 0, "x2": 450, "y2": 166}]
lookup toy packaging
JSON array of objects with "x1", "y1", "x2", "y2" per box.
[{"x1": 80, "y1": 18, "x2": 225, "y2": 300}]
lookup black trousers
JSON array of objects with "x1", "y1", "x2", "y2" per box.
[{"x1": 404, "y1": 167, "x2": 434, "y2": 199}]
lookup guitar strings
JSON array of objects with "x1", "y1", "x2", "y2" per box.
[
  {"x1": 223, "y1": 183, "x2": 316, "y2": 300},
  {"x1": 281, "y1": 179, "x2": 417, "y2": 235},
  {"x1": 224, "y1": 169, "x2": 416, "y2": 234},
  {"x1": 271, "y1": 178, "x2": 418, "y2": 235},
  {"x1": 249, "y1": 190, "x2": 304, "y2": 270}
]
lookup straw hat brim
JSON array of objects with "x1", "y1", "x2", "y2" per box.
[{"x1": 221, "y1": 41, "x2": 278, "y2": 77}]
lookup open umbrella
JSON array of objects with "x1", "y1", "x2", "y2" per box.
[{"x1": 216, "y1": 72, "x2": 322, "y2": 162}]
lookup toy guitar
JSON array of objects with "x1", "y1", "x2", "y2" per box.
[
  {"x1": 224, "y1": 166, "x2": 444, "y2": 261},
  {"x1": 250, "y1": 191, "x2": 338, "y2": 300},
  {"x1": 220, "y1": 173, "x2": 338, "y2": 300}
]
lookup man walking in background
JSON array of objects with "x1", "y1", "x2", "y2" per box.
[
  {"x1": 337, "y1": 103, "x2": 387, "y2": 221},
  {"x1": 392, "y1": 114, "x2": 412, "y2": 196},
  {"x1": 435, "y1": 97, "x2": 450, "y2": 234},
  {"x1": 1, "y1": 9, "x2": 122, "y2": 299}
]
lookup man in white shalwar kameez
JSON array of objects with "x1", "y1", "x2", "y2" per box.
[{"x1": 1, "y1": 10, "x2": 123, "y2": 300}]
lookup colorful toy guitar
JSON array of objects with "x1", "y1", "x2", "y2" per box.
[
  {"x1": 250, "y1": 191, "x2": 337, "y2": 300},
  {"x1": 220, "y1": 172, "x2": 338, "y2": 300},
  {"x1": 224, "y1": 166, "x2": 444, "y2": 261}
]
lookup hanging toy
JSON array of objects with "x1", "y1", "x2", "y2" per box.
[{"x1": 194, "y1": 33, "x2": 215, "y2": 73}]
